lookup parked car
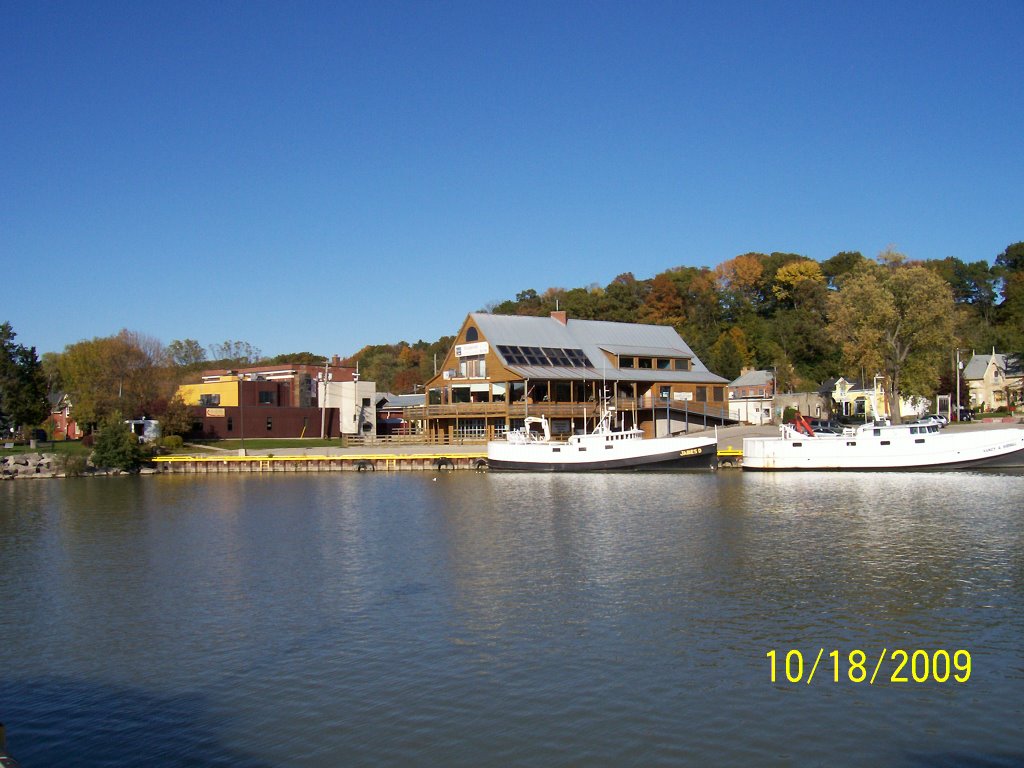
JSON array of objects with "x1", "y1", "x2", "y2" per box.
[
  {"x1": 808, "y1": 418, "x2": 842, "y2": 431},
  {"x1": 957, "y1": 407, "x2": 974, "y2": 422},
  {"x1": 916, "y1": 414, "x2": 947, "y2": 428}
]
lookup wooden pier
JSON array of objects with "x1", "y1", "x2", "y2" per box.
[{"x1": 153, "y1": 453, "x2": 489, "y2": 473}]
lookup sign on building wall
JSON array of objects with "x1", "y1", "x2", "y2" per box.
[
  {"x1": 455, "y1": 342, "x2": 489, "y2": 357},
  {"x1": 206, "y1": 408, "x2": 225, "y2": 417}
]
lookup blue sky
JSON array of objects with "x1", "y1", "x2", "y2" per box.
[{"x1": 3, "y1": 1, "x2": 1022, "y2": 357}]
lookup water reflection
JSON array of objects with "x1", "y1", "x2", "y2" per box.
[{"x1": 1, "y1": 471, "x2": 1022, "y2": 767}]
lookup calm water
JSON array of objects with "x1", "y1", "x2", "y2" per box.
[{"x1": 1, "y1": 471, "x2": 1023, "y2": 767}]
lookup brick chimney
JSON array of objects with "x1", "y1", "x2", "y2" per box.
[{"x1": 550, "y1": 310, "x2": 568, "y2": 325}]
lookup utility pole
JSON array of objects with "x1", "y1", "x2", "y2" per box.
[{"x1": 319, "y1": 357, "x2": 334, "y2": 439}]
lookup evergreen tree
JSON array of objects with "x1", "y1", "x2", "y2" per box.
[{"x1": 0, "y1": 322, "x2": 49, "y2": 435}]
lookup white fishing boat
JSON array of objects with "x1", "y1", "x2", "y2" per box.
[
  {"x1": 742, "y1": 414, "x2": 1024, "y2": 471},
  {"x1": 486, "y1": 404, "x2": 718, "y2": 471}
]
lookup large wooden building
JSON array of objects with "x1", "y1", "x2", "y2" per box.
[{"x1": 413, "y1": 311, "x2": 730, "y2": 442}]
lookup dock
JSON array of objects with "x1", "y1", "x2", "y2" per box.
[
  {"x1": 154, "y1": 452, "x2": 489, "y2": 473},
  {"x1": 152, "y1": 448, "x2": 748, "y2": 472}
]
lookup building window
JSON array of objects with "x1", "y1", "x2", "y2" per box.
[
  {"x1": 659, "y1": 386, "x2": 671, "y2": 399},
  {"x1": 657, "y1": 359, "x2": 671, "y2": 369},
  {"x1": 673, "y1": 359, "x2": 689, "y2": 371},
  {"x1": 465, "y1": 326, "x2": 478, "y2": 342},
  {"x1": 258, "y1": 391, "x2": 275, "y2": 405},
  {"x1": 227, "y1": 417, "x2": 233, "y2": 432},
  {"x1": 638, "y1": 357, "x2": 653, "y2": 369},
  {"x1": 199, "y1": 393, "x2": 220, "y2": 406},
  {"x1": 620, "y1": 357, "x2": 635, "y2": 369},
  {"x1": 459, "y1": 355, "x2": 486, "y2": 379},
  {"x1": 266, "y1": 417, "x2": 273, "y2": 431},
  {"x1": 713, "y1": 387, "x2": 724, "y2": 402},
  {"x1": 362, "y1": 397, "x2": 371, "y2": 407},
  {"x1": 696, "y1": 386, "x2": 708, "y2": 402}
]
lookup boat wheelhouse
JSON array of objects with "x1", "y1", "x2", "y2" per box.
[{"x1": 742, "y1": 419, "x2": 1024, "y2": 471}]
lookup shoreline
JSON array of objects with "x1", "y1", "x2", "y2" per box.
[{"x1": 3, "y1": 420, "x2": 1021, "y2": 478}]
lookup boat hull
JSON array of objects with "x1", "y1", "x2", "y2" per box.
[
  {"x1": 487, "y1": 437, "x2": 718, "y2": 472},
  {"x1": 741, "y1": 427, "x2": 1024, "y2": 471}
]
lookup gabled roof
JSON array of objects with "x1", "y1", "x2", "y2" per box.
[
  {"x1": 963, "y1": 352, "x2": 1023, "y2": 381},
  {"x1": 468, "y1": 312, "x2": 727, "y2": 384},
  {"x1": 730, "y1": 370, "x2": 773, "y2": 387}
]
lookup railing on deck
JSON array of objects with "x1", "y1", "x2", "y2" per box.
[{"x1": 399, "y1": 398, "x2": 732, "y2": 443}]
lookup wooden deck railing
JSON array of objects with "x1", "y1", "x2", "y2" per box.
[{"x1": 403, "y1": 398, "x2": 731, "y2": 423}]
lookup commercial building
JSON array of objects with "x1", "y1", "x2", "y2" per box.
[
  {"x1": 411, "y1": 311, "x2": 730, "y2": 442},
  {"x1": 177, "y1": 362, "x2": 375, "y2": 439}
]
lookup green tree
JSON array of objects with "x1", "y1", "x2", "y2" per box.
[
  {"x1": 820, "y1": 251, "x2": 868, "y2": 288},
  {"x1": 827, "y1": 257, "x2": 955, "y2": 419},
  {"x1": 58, "y1": 330, "x2": 170, "y2": 429},
  {"x1": 166, "y1": 339, "x2": 207, "y2": 368},
  {"x1": 600, "y1": 273, "x2": 649, "y2": 322},
  {"x1": 159, "y1": 394, "x2": 194, "y2": 437},
  {"x1": 91, "y1": 418, "x2": 144, "y2": 471},
  {"x1": 708, "y1": 327, "x2": 752, "y2": 380},
  {"x1": 0, "y1": 321, "x2": 49, "y2": 435}
]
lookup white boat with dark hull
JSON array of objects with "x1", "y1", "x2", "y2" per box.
[
  {"x1": 487, "y1": 406, "x2": 718, "y2": 472},
  {"x1": 742, "y1": 416, "x2": 1024, "y2": 472}
]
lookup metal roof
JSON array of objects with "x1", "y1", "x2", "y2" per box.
[
  {"x1": 469, "y1": 312, "x2": 724, "y2": 381},
  {"x1": 730, "y1": 369, "x2": 774, "y2": 387}
]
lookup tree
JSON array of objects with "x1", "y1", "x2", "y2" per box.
[
  {"x1": 821, "y1": 251, "x2": 868, "y2": 288},
  {"x1": 167, "y1": 339, "x2": 207, "y2": 368},
  {"x1": 207, "y1": 340, "x2": 262, "y2": 366},
  {"x1": 708, "y1": 327, "x2": 752, "y2": 380},
  {"x1": 771, "y1": 260, "x2": 825, "y2": 308},
  {"x1": 600, "y1": 273, "x2": 650, "y2": 322},
  {"x1": 263, "y1": 351, "x2": 328, "y2": 366},
  {"x1": 159, "y1": 394, "x2": 194, "y2": 437},
  {"x1": 827, "y1": 257, "x2": 955, "y2": 419},
  {"x1": 91, "y1": 418, "x2": 144, "y2": 471},
  {"x1": 715, "y1": 253, "x2": 765, "y2": 321},
  {"x1": 0, "y1": 322, "x2": 49, "y2": 435},
  {"x1": 638, "y1": 272, "x2": 686, "y2": 327},
  {"x1": 58, "y1": 330, "x2": 172, "y2": 429}
]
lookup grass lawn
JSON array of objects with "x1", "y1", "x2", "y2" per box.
[{"x1": 0, "y1": 440, "x2": 92, "y2": 458}]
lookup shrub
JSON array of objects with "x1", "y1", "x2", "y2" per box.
[
  {"x1": 159, "y1": 434, "x2": 184, "y2": 452},
  {"x1": 59, "y1": 454, "x2": 88, "y2": 477},
  {"x1": 91, "y1": 420, "x2": 143, "y2": 471}
]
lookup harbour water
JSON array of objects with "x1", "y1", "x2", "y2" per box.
[{"x1": 2, "y1": 471, "x2": 1023, "y2": 766}]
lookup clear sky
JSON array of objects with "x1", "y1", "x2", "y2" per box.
[{"x1": 3, "y1": 1, "x2": 1022, "y2": 357}]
